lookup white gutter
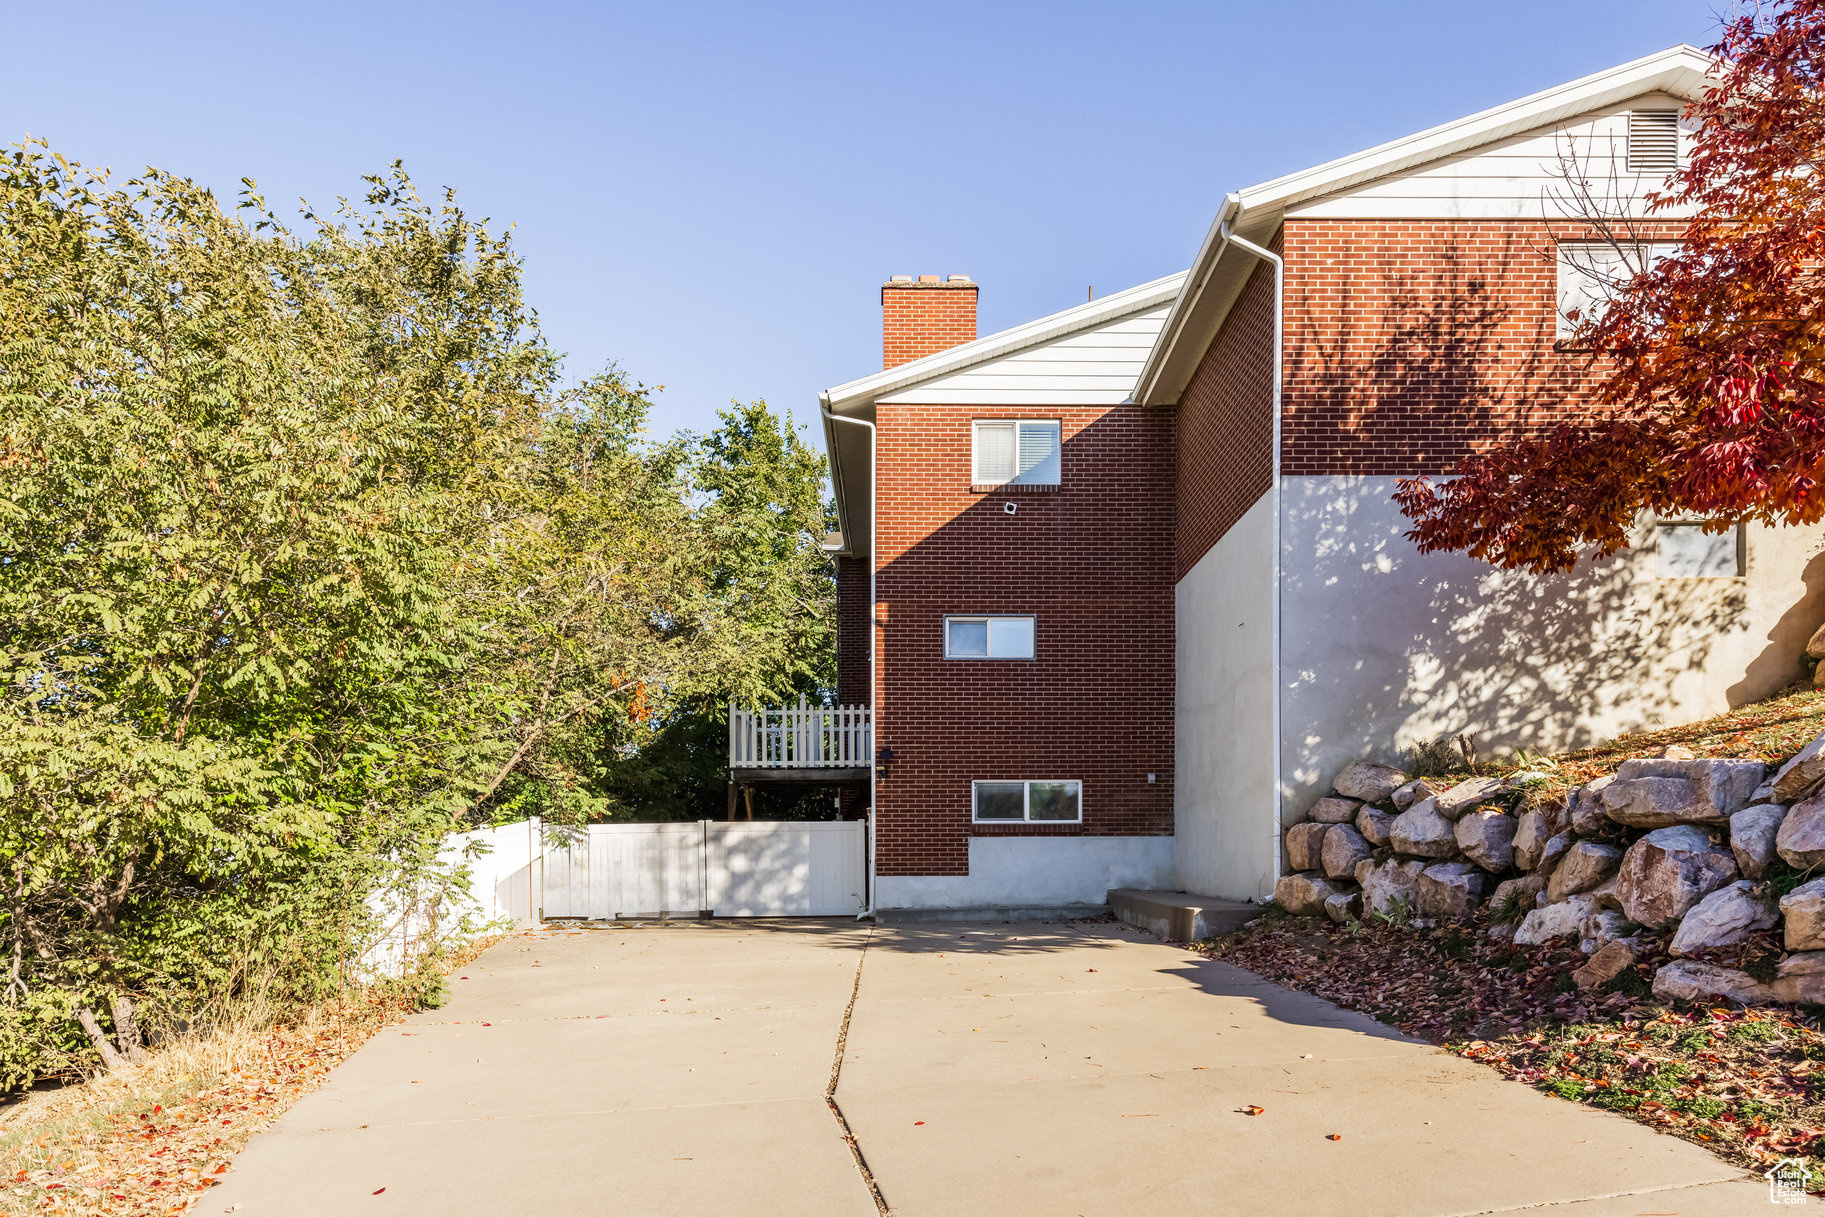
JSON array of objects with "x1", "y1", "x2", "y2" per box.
[
  {"x1": 1215, "y1": 216, "x2": 1286, "y2": 895},
  {"x1": 820, "y1": 397, "x2": 878, "y2": 920}
]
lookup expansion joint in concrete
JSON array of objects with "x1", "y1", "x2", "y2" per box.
[{"x1": 824, "y1": 924, "x2": 890, "y2": 1216}]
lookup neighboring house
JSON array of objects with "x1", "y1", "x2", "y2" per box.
[{"x1": 816, "y1": 45, "x2": 1825, "y2": 913}]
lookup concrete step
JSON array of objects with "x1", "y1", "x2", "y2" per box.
[{"x1": 1109, "y1": 889, "x2": 1256, "y2": 942}]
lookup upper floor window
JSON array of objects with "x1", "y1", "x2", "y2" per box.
[
  {"x1": 973, "y1": 419, "x2": 1061, "y2": 487},
  {"x1": 1555, "y1": 242, "x2": 1679, "y2": 340},
  {"x1": 945, "y1": 615, "x2": 1036, "y2": 659},
  {"x1": 1657, "y1": 521, "x2": 1744, "y2": 578}
]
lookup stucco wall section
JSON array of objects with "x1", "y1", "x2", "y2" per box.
[
  {"x1": 874, "y1": 836, "x2": 1174, "y2": 910},
  {"x1": 1278, "y1": 476, "x2": 1825, "y2": 816},
  {"x1": 1174, "y1": 491, "x2": 1279, "y2": 902}
]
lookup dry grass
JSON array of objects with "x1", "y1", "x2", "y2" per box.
[{"x1": 0, "y1": 935, "x2": 503, "y2": 1217}]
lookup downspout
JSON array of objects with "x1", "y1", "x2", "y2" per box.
[
  {"x1": 1216, "y1": 216, "x2": 1286, "y2": 896},
  {"x1": 821, "y1": 397, "x2": 878, "y2": 920}
]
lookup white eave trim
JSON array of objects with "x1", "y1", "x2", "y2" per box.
[
  {"x1": 1133, "y1": 43, "x2": 1714, "y2": 407},
  {"x1": 821, "y1": 271, "x2": 1188, "y2": 416}
]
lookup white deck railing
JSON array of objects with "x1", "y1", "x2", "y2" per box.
[{"x1": 729, "y1": 698, "x2": 871, "y2": 769}]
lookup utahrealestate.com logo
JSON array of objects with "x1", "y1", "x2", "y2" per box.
[{"x1": 1768, "y1": 1159, "x2": 1811, "y2": 1206}]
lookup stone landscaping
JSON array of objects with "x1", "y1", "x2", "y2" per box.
[{"x1": 1273, "y1": 736, "x2": 1825, "y2": 1006}]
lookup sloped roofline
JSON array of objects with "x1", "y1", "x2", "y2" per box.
[
  {"x1": 1133, "y1": 43, "x2": 1715, "y2": 407},
  {"x1": 820, "y1": 272, "x2": 1187, "y2": 417},
  {"x1": 818, "y1": 271, "x2": 1187, "y2": 557}
]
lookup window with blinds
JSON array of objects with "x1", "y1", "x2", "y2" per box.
[
  {"x1": 972, "y1": 419, "x2": 1061, "y2": 486},
  {"x1": 1627, "y1": 110, "x2": 1680, "y2": 174}
]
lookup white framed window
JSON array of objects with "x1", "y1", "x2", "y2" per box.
[
  {"x1": 1656, "y1": 521, "x2": 1744, "y2": 578},
  {"x1": 972, "y1": 419, "x2": 1061, "y2": 486},
  {"x1": 944, "y1": 615, "x2": 1036, "y2": 659},
  {"x1": 1556, "y1": 242, "x2": 1680, "y2": 340},
  {"x1": 972, "y1": 779, "x2": 1082, "y2": 824}
]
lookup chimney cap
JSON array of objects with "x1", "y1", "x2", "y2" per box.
[{"x1": 882, "y1": 274, "x2": 978, "y2": 289}]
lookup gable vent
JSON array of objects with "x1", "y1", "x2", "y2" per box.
[{"x1": 1627, "y1": 109, "x2": 1680, "y2": 173}]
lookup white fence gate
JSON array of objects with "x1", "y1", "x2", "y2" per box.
[{"x1": 540, "y1": 820, "x2": 867, "y2": 919}]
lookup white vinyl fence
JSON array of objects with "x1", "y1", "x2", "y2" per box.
[{"x1": 541, "y1": 820, "x2": 868, "y2": 918}]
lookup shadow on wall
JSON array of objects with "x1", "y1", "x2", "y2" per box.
[
  {"x1": 1281, "y1": 478, "x2": 1753, "y2": 803},
  {"x1": 1275, "y1": 229, "x2": 1825, "y2": 806}
]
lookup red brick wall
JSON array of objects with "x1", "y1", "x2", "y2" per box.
[
  {"x1": 1280, "y1": 218, "x2": 1684, "y2": 476},
  {"x1": 835, "y1": 555, "x2": 870, "y2": 710},
  {"x1": 872, "y1": 402, "x2": 1175, "y2": 876},
  {"x1": 882, "y1": 279, "x2": 978, "y2": 369},
  {"x1": 1175, "y1": 242, "x2": 1279, "y2": 581}
]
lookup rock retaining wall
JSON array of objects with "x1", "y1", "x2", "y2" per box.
[{"x1": 1273, "y1": 744, "x2": 1825, "y2": 1005}]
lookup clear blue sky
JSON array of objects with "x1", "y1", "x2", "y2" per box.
[{"x1": 5, "y1": 0, "x2": 1722, "y2": 440}]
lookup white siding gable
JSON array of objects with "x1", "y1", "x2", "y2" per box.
[
  {"x1": 1286, "y1": 92, "x2": 1696, "y2": 221},
  {"x1": 877, "y1": 304, "x2": 1171, "y2": 406}
]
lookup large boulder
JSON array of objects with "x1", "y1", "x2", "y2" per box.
[
  {"x1": 1758, "y1": 727, "x2": 1825, "y2": 804},
  {"x1": 1416, "y1": 861, "x2": 1489, "y2": 920},
  {"x1": 1652, "y1": 960, "x2": 1770, "y2": 1005},
  {"x1": 1274, "y1": 872, "x2": 1342, "y2": 917},
  {"x1": 1307, "y1": 796, "x2": 1361, "y2": 825},
  {"x1": 1601, "y1": 759, "x2": 1765, "y2": 829},
  {"x1": 1491, "y1": 873, "x2": 1546, "y2": 913},
  {"x1": 1581, "y1": 908, "x2": 1636, "y2": 952},
  {"x1": 1588, "y1": 874, "x2": 1623, "y2": 910},
  {"x1": 1355, "y1": 805, "x2": 1394, "y2": 848},
  {"x1": 1323, "y1": 888, "x2": 1362, "y2": 924},
  {"x1": 1781, "y1": 876, "x2": 1825, "y2": 951},
  {"x1": 1537, "y1": 831, "x2": 1573, "y2": 878},
  {"x1": 1731, "y1": 804, "x2": 1788, "y2": 880},
  {"x1": 1569, "y1": 775, "x2": 1617, "y2": 835},
  {"x1": 1285, "y1": 822, "x2": 1329, "y2": 873},
  {"x1": 1512, "y1": 807, "x2": 1552, "y2": 872},
  {"x1": 1777, "y1": 791, "x2": 1825, "y2": 870},
  {"x1": 1333, "y1": 761, "x2": 1407, "y2": 804},
  {"x1": 1361, "y1": 857, "x2": 1428, "y2": 918},
  {"x1": 1770, "y1": 952, "x2": 1825, "y2": 1004},
  {"x1": 1616, "y1": 825, "x2": 1739, "y2": 930},
  {"x1": 1433, "y1": 776, "x2": 1508, "y2": 820},
  {"x1": 1546, "y1": 841, "x2": 1625, "y2": 903},
  {"x1": 1669, "y1": 880, "x2": 1778, "y2": 957},
  {"x1": 1391, "y1": 778, "x2": 1437, "y2": 812},
  {"x1": 1572, "y1": 940, "x2": 1637, "y2": 990},
  {"x1": 1389, "y1": 799, "x2": 1458, "y2": 858},
  {"x1": 1514, "y1": 894, "x2": 1599, "y2": 946},
  {"x1": 1321, "y1": 824, "x2": 1374, "y2": 881},
  {"x1": 1455, "y1": 808, "x2": 1517, "y2": 872}
]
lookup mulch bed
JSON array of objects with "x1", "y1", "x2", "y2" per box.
[{"x1": 1197, "y1": 914, "x2": 1825, "y2": 1186}]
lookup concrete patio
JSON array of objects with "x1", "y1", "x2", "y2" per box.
[{"x1": 210, "y1": 919, "x2": 1768, "y2": 1216}]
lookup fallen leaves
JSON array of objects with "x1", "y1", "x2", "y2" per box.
[
  {"x1": 1200, "y1": 915, "x2": 1825, "y2": 1192},
  {"x1": 1, "y1": 933, "x2": 507, "y2": 1217}
]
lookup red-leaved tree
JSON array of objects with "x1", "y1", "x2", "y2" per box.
[{"x1": 1395, "y1": 2, "x2": 1825, "y2": 572}]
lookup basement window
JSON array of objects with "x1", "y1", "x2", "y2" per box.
[
  {"x1": 973, "y1": 419, "x2": 1061, "y2": 487},
  {"x1": 945, "y1": 615, "x2": 1036, "y2": 659},
  {"x1": 1656, "y1": 521, "x2": 1744, "y2": 578},
  {"x1": 973, "y1": 779, "x2": 1082, "y2": 824}
]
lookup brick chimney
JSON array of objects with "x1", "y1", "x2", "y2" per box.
[{"x1": 881, "y1": 274, "x2": 977, "y2": 369}]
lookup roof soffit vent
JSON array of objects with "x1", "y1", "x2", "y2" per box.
[{"x1": 1627, "y1": 109, "x2": 1681, "y2": 173}]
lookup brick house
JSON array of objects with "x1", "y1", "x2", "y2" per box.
[{"x1": 817, "y1": 45, "x2": 1825, "y2": 912}]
